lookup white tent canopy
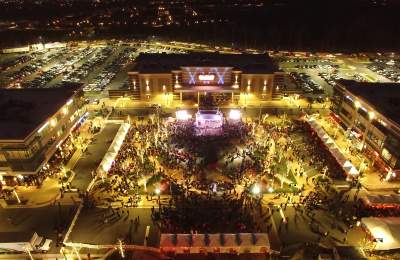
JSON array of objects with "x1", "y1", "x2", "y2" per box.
[
  {"x1": 160, "y1": 233, "x2": 270, "y2": 254},
  {"x1": 361, "y1": 194, "x2": 400, "y2": 207},
  {"x1": 98, "y1": 123, "x2": 130, "y2": 175},
  {"x1": 361, "y1": 217, "x2": 400, "y2": 250},
  {"x1": 306, "y1": 118, "x2": 359, "y2": 178}
]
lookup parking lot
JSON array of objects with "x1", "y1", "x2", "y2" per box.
[
  {"x1": 0, "y1": 41, "x2": 194, "y2": 95},
  {"x1": 1, "y1": 42, "x2": 399, "y2": 102},
  {"x1": 277, "y1": 53, "x2": 396, "y2": 100}
]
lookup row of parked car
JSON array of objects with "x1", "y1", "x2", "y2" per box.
[
  {"x1": 368, "y1": 61, "x2": 400, "y2": 82},
  {"x1": 64, "y1": 47, "x2": 114, "y2": 83},
  {"x1": 318, "y1": 72, "x2": 341, "y2": 86},
  {"x1": 22, "y1": 48, "x2": 95, "y2": 88},
  {"x1": 290, "y1": 72, "x2": 324, "y2": 94},
  {"x1": 6, "y1": 50, "x2": 65, "y2": 86},
  {"x1": 23, "y1": 64, "x2": 65, "y2": 88},
  {"x1": 83, "y1": 48, "x2": 134, "y2": 92},
  {"x1": 0, "y1": 54, "x2": 33, "y2": 72}
]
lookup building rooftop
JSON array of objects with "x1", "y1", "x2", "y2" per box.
[
  {"x1": 132, "y1": 52, "x2": 278, "y2": 74},
  {"x1": 338, "y1": 80, "x2": 400, "y2": 126},
  {"x1": 0, "y1": 83, "x2": 82, "y2": 140}
]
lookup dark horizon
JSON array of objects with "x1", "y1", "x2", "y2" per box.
[{"x1": 1, "y1": 0, "x2": 400, "y2": 51}]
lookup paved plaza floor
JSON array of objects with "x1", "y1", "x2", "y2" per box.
[
  {"x1": 68, "y1": 208, "x2": 160, "y2": 247},
  {"x1": 71, "y1": 122, "x2": 120, "y2": 191},
  {"x1": 0, "y1": 205, "x2": 77, "y2": 253}
]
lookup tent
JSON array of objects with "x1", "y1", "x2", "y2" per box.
[
  {"x1": 343, "y1": 160, "x2": 353, "y2": 169},
  {"x1": 160, "y1": 233, "x2": 270, "y2": 254},
  {"x1": 361, "y1": 194, "x2": 400, "y2": 208},
  {"x1": 322, "y1": 134, "x2": 330, "y2": 141},
  {"x1": 306, "y1": 119, "x2": 358, "y2": 178},
  {"x1": 347, "y1": 166, "x2": 359, "y2": 176},
  {"x1": 97, "y1": 123, "x2": 130, "y2": 175},
  {"x1": 361, "y1": 217, "x2": 400, "y2": 250}
]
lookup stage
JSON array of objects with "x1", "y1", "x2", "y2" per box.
[{"x1": 195, "y1": 110, "x2": 224, "y2": 136}]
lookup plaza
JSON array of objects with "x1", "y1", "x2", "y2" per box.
[{"x1": 1, "y1": 40, "x2": 400, "y2": 259}]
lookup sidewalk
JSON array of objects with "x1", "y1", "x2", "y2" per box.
[{"x1": 2, "y1": 118, "x2": 101, "y2": 209}]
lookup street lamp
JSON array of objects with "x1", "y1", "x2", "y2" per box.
[
  {"x1": 155, "y1": 188, "x2": 161, "y2": 195},
  {"x1": 118, "y1": 239, "x2": 125, "y2": 258},
  {"x1": 369, "y1": 111, "x2": 375, "y2": 120},
  {"x1": 251, "y1": 184, "x2": 261, "y2": 195}
]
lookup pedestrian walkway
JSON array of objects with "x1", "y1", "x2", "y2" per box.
[
  {"x1": 1, "y1": 119, "x2": 110, "y2": 208},
  {"x1": 316, "y1": 116, "x2": 400, "y2": 191},
  {"x1": 71, "y1": 123, "x2": 120, "y2": 191}
]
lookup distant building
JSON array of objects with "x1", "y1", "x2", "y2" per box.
[
  {"x1": 332, "y1": 80, "x2": 400, "y2": 176},
  {"x1": 126, "y1": 52, "x2": 283, "y2": 104},
  {"x1": 0, "y1": 83, "x2": 85, "y2": 185}
]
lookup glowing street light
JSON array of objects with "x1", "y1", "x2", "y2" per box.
[
  {"x1": 155, "y1": 188, "x2": 161, "y2": 195},
  {"x1": 228, "y1": 109, "x2": 241, "y2": 120},
  {"x1": 369, "y1": 111, "x2": 375, "y2": 120},
  {"x1": 251, "y1": 184, "x2": 261, "y2": 195},
  {"x1": 354, "y1": 100, "x2": 361, "y2": 109},
  {"x1": 50, "y1": 118, "x2": 57, "y2": 127},
  {"x1": 268, "y1": 187, "x2": 274, "y2": 193}
]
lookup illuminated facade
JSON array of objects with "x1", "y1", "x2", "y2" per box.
[
  {"x1": 0, "y1": 84, "x2": 85, "y2": 184},
  {"x1": 332, "y1": 80, "x2": 400, "y2": 176},
  {"x1": 127, "y1": 53, "x2": 282, "y2": 104}
]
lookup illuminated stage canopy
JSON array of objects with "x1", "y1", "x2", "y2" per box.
[{"x1": 195, "y1": 110, "x2": 223, "y2": 129}]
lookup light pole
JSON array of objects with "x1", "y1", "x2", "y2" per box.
[
  {"x1": 118, "y1": 239, "x2": 125, "y2": 258},
  {"x1": 13, "y1": 189, "x2": 21, "y2": 204},
  {"x1": 155, "y1": 188, "x2": 161, "y2": 209}
]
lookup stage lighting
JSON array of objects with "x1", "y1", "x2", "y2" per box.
[
  {"x1": 229, "y1": 109, "x2": 241, "y2": 120},
  {"x1": 176, "y1": 110, "x2": 191, "y2": 120}
]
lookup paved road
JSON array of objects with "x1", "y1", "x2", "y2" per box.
[
  {"x1": 0, "y1": 205, "x2": 77, "y2": 253},
  {"x1": 71, "y1": 123, "x2": 120, "y2": 191},
  {"x1": 68, "y1": 208, "x2": 160, "y2": 247}
]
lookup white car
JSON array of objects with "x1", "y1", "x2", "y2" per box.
[{"x1": 33, "y1": 236, "x2": 52, "y2": 253}]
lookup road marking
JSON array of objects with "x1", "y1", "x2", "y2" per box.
[{"x1": 144, "y1": 225, "x2": 150, "y2": 246}]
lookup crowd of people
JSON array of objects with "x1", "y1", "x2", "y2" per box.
[{"x1": 90, "y1": 113, "x2": 361, "y2": 237}]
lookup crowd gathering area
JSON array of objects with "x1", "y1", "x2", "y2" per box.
[{"x1": 89, "y1": 111, "x2": 364, "y2": 235}]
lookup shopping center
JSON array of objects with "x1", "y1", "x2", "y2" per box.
[
  {"x1": 127, "y1": 52, "x2": 284, "y2": 105},
  {"x1": 331, "y1": 80, "x2": 400, "y2": 177},
  {"x1": 0, "y1": 83, "x2": 86, "y2": 185}
]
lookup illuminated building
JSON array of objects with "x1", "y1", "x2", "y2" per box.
[
  {"x1": 127, "y1": 52, "x2": 282, "y2": 104},
  {"x1": 332, "y1": 80, "x2": 400, "y2": 176},
  {"x1": 0, "y1": 83, "x2": 85, "y2": 184}
]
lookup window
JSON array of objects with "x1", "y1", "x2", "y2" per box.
[
  {"x1": 340, "y1": 108, "x2": 351, "y2": 119},
  {"x1": 385, "y1": 133, "x2": 400, "y2": 152},
  {"x1": 343, "y1": 95, "x2": 353, "y2": 106},
  {"x1": 367, "y1": 131, "x2": 383, "y2": 147},
  {"x1": 382, "y1": 148, "x2": 392, "y2": 162},
  {"x1": 358, "y1": 107, "x2": 368, "y2": 119},
  {"x1": 356, "y1": 121, "x2": 366, "y2": 132}
]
